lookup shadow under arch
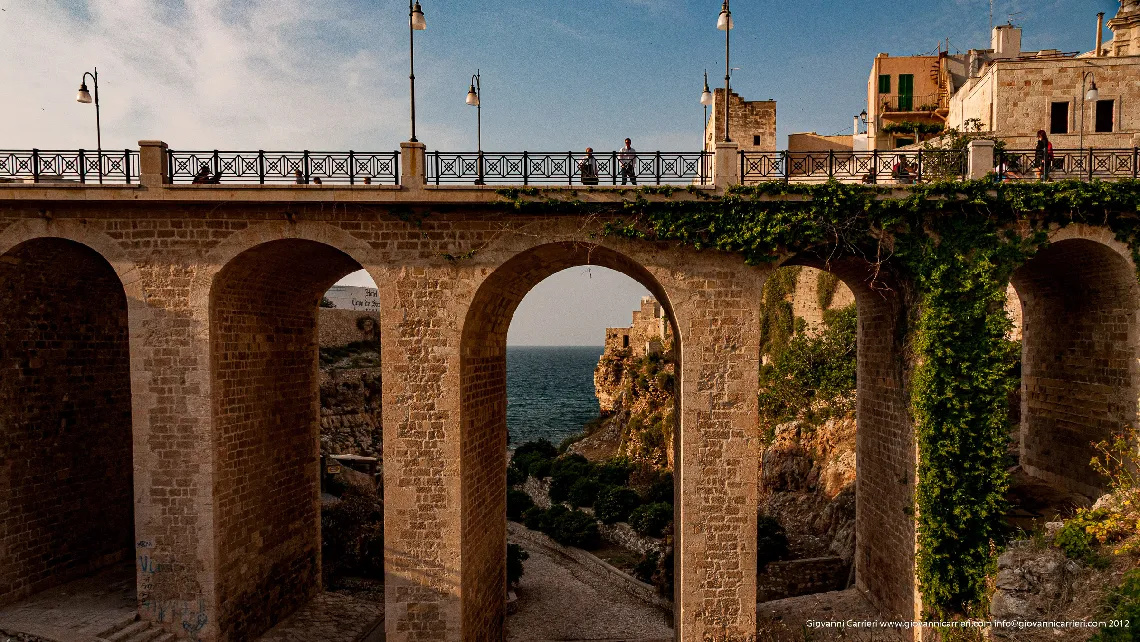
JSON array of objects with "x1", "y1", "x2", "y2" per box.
[
  {"x1": 774, "y1": 253, "x2": 914, "y2": 621},
  {"x1": 1010, "y1": 234, "x2": 1140, "y2": 499},
  {"x1": 0, "y1": 237, "x2": 135, "y2": 604},
  {"x1": 207, "y1": 238, "x2": 368, "y2": 641},
  {"x1": 459, "y1": 242, "x2": 680, "y2": 640}
]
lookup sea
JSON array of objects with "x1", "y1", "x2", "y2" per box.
[{"x1": 506, "y1": 345, "x2": 605, "y2": 447}]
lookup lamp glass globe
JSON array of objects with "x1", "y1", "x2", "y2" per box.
[
  {"x1": 466, "y1": 87, "x2": 479, "y2": 106},
  {"x1": 411, "y1": 2, "x2": 426, "y2": 30},
  {"x1": 701, "y1": 89, "x2": 713, "y2": 106},
  {"x1": 76, "y1": 85, "x2": 93, "y2": 104}
]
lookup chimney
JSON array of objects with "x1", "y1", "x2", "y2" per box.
[
  {"x1": 991, "y1": 24, "x2": 1022, "y2": 58},
  {"x1": 1097, "y1": 12, "x2": 1106, "y2": 56}
]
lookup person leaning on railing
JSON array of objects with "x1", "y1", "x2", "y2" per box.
[
  {"x1": 579, "y1": 148, "x2": 599, "y2": 185},
  {"x1": 619, "y1": 138, "x2": 636, "y2": 185}
]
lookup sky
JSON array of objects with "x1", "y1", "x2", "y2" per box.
[{"x1": 0, "y1": 0, "x2": 1118, "y2": 344}]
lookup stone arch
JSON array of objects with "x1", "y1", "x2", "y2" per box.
[
  {"x1": 459, "y1": 241, "x2": 679, "y2": 640},
  {"x1": 206, "y1": 235, "x2": 372, "y2": 641},
  {"x1": 1010, "y1": 225, "x2": 1140, "y2": 499},
  {"x1": 775, "y1": 254, "x2": 914, "y2": 621},
  {"x1": 0, "y1": 235, "x2": 136, "y2": 605}
]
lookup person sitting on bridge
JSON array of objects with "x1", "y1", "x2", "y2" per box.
[
  {"x1": 192, "y1": 164, "x2": 211, "y2": 184},
  {"x1": 579, "y1": 148, "x2": 599, "y2": 186},
  {"x1": 891, "y1": 156, "x2": 913, "y2": 184}
]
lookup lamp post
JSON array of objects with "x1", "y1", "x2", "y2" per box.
[
  {"x1": 1079, "y1": 71, "x2": 1099, "y2": 154},
  {"x1": 466, "y1": 70, "x2": 483, "y2": 185},
  {"x1": 408, "y1": 1, "x2": 426, "y2": 142},
  {"x1": 75, "y1": 68, "x2": 102, "y2": 184},
  {"x1": 717, "y1": 0, "x2": 733, "y2": 143}
]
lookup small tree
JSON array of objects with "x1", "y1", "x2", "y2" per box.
[{"x1": 320, "y1": 296, "x2": 336, "y2": 308}]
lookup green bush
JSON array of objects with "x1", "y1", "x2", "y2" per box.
[
  {"x1": 549, "y1": 509, "x2": 601, "y2": 549},
  {"x1": 642, "y1": 471, "x2": 674, "y2": 505},
  {"x1": 509, "y1": 440, "x2": 558, "y2": 484},
  {"x1": 548, "y1": 454, "x2": 592, "y2": 503},
  {"x1": 538, "y1": 504, "x2": 569, "y2": 532},
  {"x1": 529, "y1": 459, "x2": 553, "y2": 479},
  {"x1": 507, "y1": 489, "x2": 535, "y2": 522},
  {"x1": 522, "y1": 506, "x2": 546, "y2": 531},
  {"x1": 321, "y1": 484, "x2": 384, "y2": 580},
  {"x1": 506, "y1": 465, "x2": 527, "y2": 488},
  {"x1": 757, "y1": 515, "x2": 790, "y2": 572},
  {"x1": 595, "y1": 486, "x2": 641, "y2": 524},
  {"x1": 630, "y1": 502, "x2": 673, "y2": 537},
  {"x1": 1054, "y1": 520, "x2": 1107, "y2": 568},
  {"x1": 634, "y1": 551, "x2": 659, "y2": 584},
  {"x1": 507, "y1": 543, "x2": 529, "y2": 588},
  {"x1": 593, "y1": 457, "x2": 634, "y2": 487},
  {"x1": 1092, "y1": 568, "x2": 1140, "y2": 641},
  {"x1": 568, "y1": 478, "x2": 602, "y2": 508}
]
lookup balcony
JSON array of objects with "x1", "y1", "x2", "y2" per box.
[{"x1": 877, "y1": 93, "x2": 944, "y2": 114}]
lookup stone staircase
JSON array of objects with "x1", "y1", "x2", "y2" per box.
[{"x1": 96, "y1": 615, "x2": 178, "y2": 642}]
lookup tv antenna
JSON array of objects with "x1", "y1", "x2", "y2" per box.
[{"x1": 990, "y1": 0, "x2": 993, "y2": 32}]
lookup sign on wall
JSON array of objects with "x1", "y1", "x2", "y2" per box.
[{"x1": 324, "y1": 285, "x2": 380, "y2": 311}]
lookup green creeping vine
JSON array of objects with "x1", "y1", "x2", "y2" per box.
[{"x1": 497, "y1": 179, "x2": 1140, "y2": 618}]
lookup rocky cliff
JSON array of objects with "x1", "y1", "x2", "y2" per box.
[{"x1": 318, "y1": 309, "x2": 383, "y2": 458}]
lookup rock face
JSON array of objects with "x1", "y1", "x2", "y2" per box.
[{"x1": 318, "y1": 310, "x2": 383, "y2": 458}]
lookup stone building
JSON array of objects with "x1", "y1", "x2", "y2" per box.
[
  {"x1": 602, "y1": 295, "x2": 669, "y2": 359},
  {"x1": 946, "y1": 2, "x2": 1140, "y2": 149},
  {"x1": 703, "y1": 88, "x2": 776, "y2": 152},
  {"x1": 864, "y1": 51, "x2": 952, "y2": 150}
]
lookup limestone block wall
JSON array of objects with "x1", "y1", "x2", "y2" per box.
[
  {"x1": 0, "y1": 238, "x2": 134, "y2": 605},
  {"x1": 1012, "y1": 232, "x2": 1140, "y2": 497},
  {"x1": 756, "y1": 557, "x2": 849, "y2": 602},
  {"x1": 706, "y1": 88, "x2": 777, "y2": 151},
  {"x1": 319, "y1": 308, "x2": 380, "y2": 348}
]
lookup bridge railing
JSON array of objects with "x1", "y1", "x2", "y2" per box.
[
  {"x1": 740, "y1": 149, "x2": 967, "y2": 184},
  {"x1": 0, "y1": 149, "x2": 139, "y2": 184},
  {"x1": 166, "y1": 150, "x2": 400, "y2": 184},
  {"x1": 426, "y1": 151, "x2": 712, "y2": 186},
  {"x1": 996, "y1": 148, "x2": 1140, "y2": 181}
]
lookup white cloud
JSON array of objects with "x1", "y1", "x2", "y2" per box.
[{"x1": 0, "y1": 0, "x2": 419, "y2": 151}]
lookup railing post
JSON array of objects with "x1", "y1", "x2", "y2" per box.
[
  {"x1": 212, "y1": 150, "x2": 220, "y2": 177},
  {"x1": 872, "y1": 149, "x2": 879, "y2": 184},
  {"x1": 738, "y1": 151, "x2": 743, "y2": 185},
  {"x1": 138, "y1": 140, "x2": 168, "y2": 186},
  {"x1": 783, "y1": 151, "x2": 790, "y2": 184},
  {"x1": 655, "y1": 151, "x2": 662, "y2": 185},
  {"x1": 712, "y1": 141, "x2": 740, "y2": 191},
  {"x1": 349, "y1": 150, "x2": 356, "y2": 185},
  {"x1": 303, "y1": 150, "x2": 311, "y2": 183},
  {"x1": 966, "y1": 139, "x2": 995, "y2": 180},
  {"x1": 399, "y1": 141, "x2": 426, "y2": 190},
  {"x1": 568, "y1": 151, "x2": 573, "y2": 187},
  {"x1": 1089, "y1": 148, "x2": 1095, "y2": 182},
  {"x1": 32, "y1": 148, "x2": 39, "y2": 183},
  {"x1": 1134, "y1": 148, "x2": 1138, "y2": 180},
  {"x1": 434, "y1": 150, "x2": 440, "y2": 186},
  {"x1": 258, "y1": 150, "x2": 265, "y2": 184},
  {"x1": 523, "y1": 151, "x2": 529, "y2": 186},
  {"x1": 79, "y1": 149, "x2": 87, "y2": 184},
  {"x1": 124, "y1": 149, "x2": 132, "y2": 184},
  {"x1": 827, "y1": 150, "x2": 834, "y2": 180},
  {"x1": 916, "y1": 150, "x2": 923, "y2": 183},
  {"x1": 167, "y1": 149, "x2": 175, "y2": 184},
  {"x1": 612, "y1": 151, "x2": 618, "y2": 185}
]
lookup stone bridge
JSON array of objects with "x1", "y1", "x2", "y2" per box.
[{"x1": 0, "y1": 141, "x2": 1134, "y2": 642}]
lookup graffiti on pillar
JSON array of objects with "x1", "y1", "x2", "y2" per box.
[{"x1": 136, "y1": 540, "x2": 209, "y2": 641}]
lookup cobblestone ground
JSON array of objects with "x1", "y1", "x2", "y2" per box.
[
  {"x1": 757, "y1": 589, "x2": 907, "y2": 641},
  {"x1": 256, "y1": 591, "x2": 384, "y2": 642},
  {"x1": 506, "y1": 523, "x2": 673, "y2": 642},
  {"x1": 0, "y1": 563, "x2": 137, "y2": 642}
]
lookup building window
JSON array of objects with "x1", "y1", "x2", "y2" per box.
[
  {"x1": 894, "y1": 137, "x2": 915, "y2": 148},
  {"x1": 1050, "y1": 102, "x2": 1069, "y2": 134},
  {"x1": 1096, "y1": 99, "x2": 1115, "y2": 133},
  {"x1": 753, "y1": 135, "x2": 763, "y2": 146},
  {"x1": 623, "y1": 335, "x2": 629, "y2": 348},
  {"x1": 879, "y1": 74, "x2": 891, "y2": 94}
]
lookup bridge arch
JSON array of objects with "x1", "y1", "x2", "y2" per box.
[
  {"x1": 0, "y1": 232, "x2": 137, "y2": 607},
  {"x1": 203, "y1": 232, "x2": 377, "y2": 641},
  {"x1": 1010, "y1": 225, "x2": 1140, "y2": 499},
  {"x1": 773, "y1": 253, "x2": 914, "y2": 622},
  {"x1": 459, "y1": 241, "x2": 680, "y2": 639}
]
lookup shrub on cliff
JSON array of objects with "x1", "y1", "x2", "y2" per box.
[
  {"x1": 522, "y1": 506, "x2": 546, "y2": 531},
  {"x1": 507, "y1": 489, "x2": 535, "y2": 521},
  {"x1": 595, "y1": 486, "x2": 641, "y2": 524},
  {"x1": 757, "y1": 515, "x2": 790, "y2": 573},
  {"x1": 593, "y1": 457, "x2": 635, "y2": 487},
  {"x1": 507, "y1": 543, "x2": 529, "y2": 588},
  {"x1": 509, "y1": 440, "x2": 558, "y2": 484},
  {"x1": 549, "y1": 509, "x2": 601, "y2": 549},
  {"x1": 630, "y1": 502, "x2": 673, "y2": 537},
  {"x1": 548, "y1": 454, "x2": 593, "y2": 503},
  {"x1": 568, "y1": 478, "x2": 602, "y2": 507},
  {"x1": 321, "y1": 484, "x2": 384, "y2": 581},
  {"x1": 1091, "y1": 568, "x2": 1140, "y2": 641}
]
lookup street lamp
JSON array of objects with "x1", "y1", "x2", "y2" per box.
[
  {"x1": 1080, "y1": 71, "x2": 1099, "y2": 153},
  {"x1": 717, "y1": 0, "x2": 733, "y2": 143},
  {"x1": 701, "y1": 70, "x2": 713, "y2": 151},
  {"x1": 75, "y1": 67, "x2": 103, "y2": 184},
  {"x1": 408, "y1": 1, "x2": 426, "y2": 142},
  {"x1": 466, "y1": 70, "x2": 483, "y2": 185}
]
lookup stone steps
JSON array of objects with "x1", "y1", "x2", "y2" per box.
[{"x1": 96, "y1": 615, "x2": 178, "y2": 642}]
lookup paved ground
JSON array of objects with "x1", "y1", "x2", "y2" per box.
[
  {"x1": 757, "y1": 589, "x2": 907, "y2": 641},
  {"x1": 0, "y1": 564, "x2": 137, "y2": 642},
  {"x1": 256, "y1": 591, "x2": 384, "y2": 642},
  {"x1": 506, "y1": 523, "x2": 673, "y2": 642}
]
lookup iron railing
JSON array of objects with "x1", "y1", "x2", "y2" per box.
[
  {"x1": 427, "y1": 151, "x2": 712, "y2": 186},
  {"x1": 740, "y1": 149, "x2": 967, "y2": 184},
  {"x1": 166, "y1": 150, "x2": 399, "y2": 184},
  {"x1": 0, "y1": 149, "x2": 138, "y2": 184},
  {"x1": 996, "y1": 148, "x2": 1140, "y2": 182},
  {"x1": 878, "y1": 93, "x2": 944, "y2": 113}
]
